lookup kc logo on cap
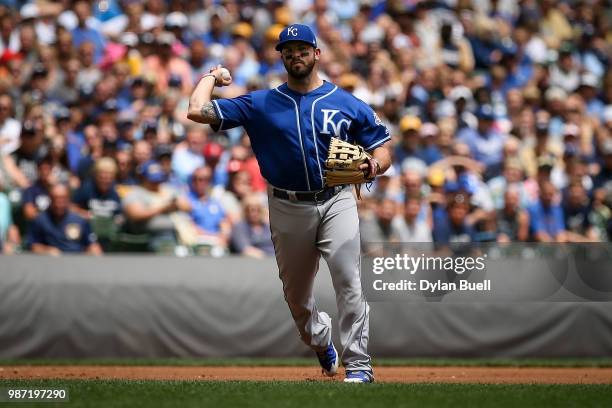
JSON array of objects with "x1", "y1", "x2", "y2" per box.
[{"x1": 275, "y1": 23, "x2": 317, "y2": 51}]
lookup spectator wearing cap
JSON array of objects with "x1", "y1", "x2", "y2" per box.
[
  {"x1": 449, "y1": 86, "x2": 477, "y2": 130},
  {"x1": 203, "y1": 142, "x2": 228, "y2": 188},
  {"x1": 577, "y1": 73, "x2": 604, "y2": 118},
  {"x1": 144, "y1": 31, "x2": 193, "y2": 96},
  {"x1": 12, "y1": 122, "x2": 46, "y2": 184},
  {"x1": 457, "y1": 104, "x2": 507, "y2": 180},
  {"x1": 164, "y1": 11, "x2": 190, "y2": 49},
  {"x1": 188, "y1": 166, "x2": 230, "y2": 250},
  {"x1": 534, "y1": 154, "x2": 556, "y2": 190},
  {"x1": 171, "y1": 126, "x2": 205, "y2": 185},
  {"x1": 418, "y1": 122, "x2": 443, "y2": 165},
  {"x1": 394, "y1": 115, "x2": 422, "y2": 166},
  {"x1": 20, "y1": 63, "x2": 50, "y2": 107},
  {"x1": 438, "y1": 22, "x2": 474, "y2": 73},
  {"x1": 123, "y1": 160, "x2": 190, "y2": 252},
  {"x1": 549, "y1": 43, "x2": 580, "y2": 93},
  {"x1": 92, "y1": 0, "x2": 123, "y2": 25},
  {"x1": 496, "y1": 186, "x2": 530, "y2": 242},
  {"x1": 561, "y1": 123, "x2": 583, "y2": 157},
  {"x1": 22, "y1": 155, "x2": 55, "y2": 222},
  {"x1": 235, "y1": 137, "x2": 267, "y2": 193},
  {"x1": 258, "y1": 25, "x2": 286, "y2": 78},
  {"x1": 230, "y1": 194, "x2": 274, "y2": 258},
  {"x1": 70, "y1": 1, "x2": 107, "y2": 65},
  {"x1": 528, "y1": 180, "x2": 567, "y2": 242},
  {"x1": 227, "y1": 22, "x2": 261, "y2": 87},
  {"x1": 155, "y1": 143, "x2": 174, "y2": 176},
  {"x1": 0, "y1": 93, "x2": 21, "y2": 155},
  {"x1": 27, "y1": 183, "x2": 102, "y2": 255},
  {"x1": 115, "y1": 110, "x2": 138, "y2": 146}
]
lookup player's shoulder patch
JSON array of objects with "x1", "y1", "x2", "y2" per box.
[{"x1": 372, "y1": 110, "x2": 383, "y2": 127}]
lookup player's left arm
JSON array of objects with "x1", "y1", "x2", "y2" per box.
[
  {"x1": 353, "y1": 101, "x2": 392, "y2": 179},
  {"x1": 360, "y1": 141, "x2": 392, "y2": 179}
]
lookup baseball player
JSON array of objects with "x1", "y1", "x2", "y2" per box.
[{"x1": 187, "y1": 24, "x2": 391, "y2": 383}]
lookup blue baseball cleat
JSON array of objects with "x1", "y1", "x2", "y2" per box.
[
  {"x1": 344, "y1": 370, "x2": 374, "y2": 383},
  {"x1": 316, "y1": 343, "x2": 339, "y2": 377}
]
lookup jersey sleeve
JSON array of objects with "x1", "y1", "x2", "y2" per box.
[
  {"x1": 353, "y1": 100, "x2": 391, "y2": 151},
  {"x1": 210, "y1": 94, "x2": 253, "y2": 131}
]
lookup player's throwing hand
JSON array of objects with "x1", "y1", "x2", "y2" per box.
[{"x1": 205, "y1": 65, "x2": 232, "y2": 87}]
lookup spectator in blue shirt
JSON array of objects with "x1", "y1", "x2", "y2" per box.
[
  {"x1": 529, "y1": 181, "x2": 567, "y2": 242},
  {"x1": 27, "y1": 184, "x2": 102, "y2": 255},
  {"x1": 22, "y1": 156, "x2": 54, "y2": 222},
  {"x1": 171, "y1": 126, "x2": 206, "y2": 185},
  {"x1": 433, "y1": 192, "x2": 476, "y2": 245},
  {"x1": 187, "y1": 166, "x2": 230, "y2": 249},
  {"x1": 457, "y1": 104, "x2": 507, "y2": 180},
  {"x1": 72, "y1": 157, "x2": 122, "y2": 219},
  {"x1": 71, "y1": 1, "x2": 107, "y2": 64},
  {"x1": 200, "y1": 12, "x2": 231, "y2": 46}
]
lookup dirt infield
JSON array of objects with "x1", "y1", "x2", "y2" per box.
[{"x1": 2, "y1": 366, "x2": 612, "y2": 384}]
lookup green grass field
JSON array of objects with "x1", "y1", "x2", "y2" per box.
[
  {"x1": 2, "y1": 359, "x2": 612, "y2": 407},
  {"x1": 0, "y1": 380, "x2": 611, "y2": 408}
]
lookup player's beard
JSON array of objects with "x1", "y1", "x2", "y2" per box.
[{"x1": 284, "y1": 58, "x2": 316, "y2": 80}]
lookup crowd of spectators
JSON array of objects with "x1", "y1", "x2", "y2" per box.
[{"x1": 0, "y1": 0, "x2": 610, "y2": 256}]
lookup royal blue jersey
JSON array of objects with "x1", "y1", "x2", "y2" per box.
[{"x1": 212, "y1": 81, "x2": 390, "y2": 191}]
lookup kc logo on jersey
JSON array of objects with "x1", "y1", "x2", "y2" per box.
[{"x1": 320, "y1": 109, "x2": 352, "y2": 138}]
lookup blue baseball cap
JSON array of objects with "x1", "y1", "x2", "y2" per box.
[
  {"x1": 140, "y1": 160, "x2": 167, "y2": 183},
  {"x1": 475, "y1": 104, "x2": 495, "y2": 121},
  {"x1": 275, "y1": 24, "x2": 317, "y2": 51}
]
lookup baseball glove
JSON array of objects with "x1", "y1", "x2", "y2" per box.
[{"x1": 324, "y1": 138, "x2": 377, "y2": 199}]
